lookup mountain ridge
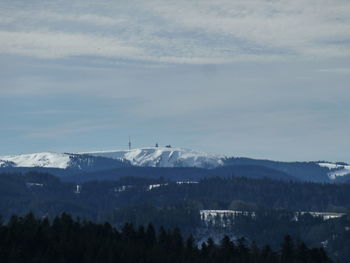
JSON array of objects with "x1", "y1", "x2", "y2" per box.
[
  {"x1": 0, "y1": 147, "x2": 349, "y2": 182},
  {"x1": 81, "y1": 147, "x2": 224, "y2": 168}
]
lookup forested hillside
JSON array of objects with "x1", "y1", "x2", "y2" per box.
[
  {"x1": 1, "y1": 172, "x2": 350, "y2": 261},
  {"x1": 0, "y1": 213, "x2": 333, "y2": 263},
  {"x1": 223, "y1": 157, "x2": 332, "y2": 182},
  {"x1": 1, "y1": 172, "x2": 350, "y2": 221}
]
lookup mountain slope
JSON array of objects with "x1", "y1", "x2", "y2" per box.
[
  {"x1": 223, "y1": 157, "x2": 332, "y2": 182},
  {"x1": 0, "y1": 152, "x2": 71, "y2": 169},
  {"x1": 82, "y1": 147, "x2": 224, "y2": 168},
  {"x1": 317, "y1": 162, "x2": 350, "y2": 180},
  {"x1": 0, "y1": 152, "x2": 129, "y2": 172}
]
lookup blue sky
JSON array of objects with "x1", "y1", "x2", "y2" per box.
[{"x1": 0, "y1": 0, "x2": 350, "y2": 162}]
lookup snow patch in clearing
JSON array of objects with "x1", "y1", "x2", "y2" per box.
[{"x1": 318, "y1": 162, "x2": 350, "y2": 180}]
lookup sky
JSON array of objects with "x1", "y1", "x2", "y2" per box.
[{"x1": 0, "y1": 0, "x2": 350, "y2": 162}]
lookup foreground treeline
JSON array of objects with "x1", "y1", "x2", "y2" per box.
[
  {"x1": 0, "y1": 213, "x2": 333, "y2": 263},
  {"x1": 114, "y1": 205, "x2": 350, "y2": 261}
]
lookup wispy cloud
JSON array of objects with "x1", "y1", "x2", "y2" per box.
[
  {"x1": 1, "y1": 0, "x2": 349, "y2": 161},
  {"x1": 0, "y1": 10, "x2": 124, "y2": 26},
  {"x1": 1, "y1": 0, "x2": 349, "y2": 64},
  {"x1": 0, "y1": 31, "x2": 141, "y2": 59}
]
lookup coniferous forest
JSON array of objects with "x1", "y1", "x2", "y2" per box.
[
  {"x1": 1, "y1": 172, "x2": 350, "y2": 262},
  {"x1": 0, "y1": 213, "x2": 333, "y2": 263}
]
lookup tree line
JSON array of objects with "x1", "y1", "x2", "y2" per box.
[{"x1": 0, "y1": 213, "x2": 334, "y2": 263}]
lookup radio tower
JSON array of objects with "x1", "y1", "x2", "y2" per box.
[{"x1": 128, "y1": 136, "x2": 131, "y2": 150}]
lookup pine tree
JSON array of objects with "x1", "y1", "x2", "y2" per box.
[{"x1": 281, "y1": 235, "x2": 294, "y2": 263}]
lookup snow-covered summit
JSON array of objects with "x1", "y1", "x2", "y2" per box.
[
  {"x1": 1, "y1": 149, "x2": 348, "y2": 182},
  {"x1": 81, "y1": 147, "x2": 224, "y2": 168},
  {"x1": 0, "y1": 147, "x2": 224, "y2": 169},
  {"x1": 318, "y1": 162, "x2": 350, "y2": 180}
]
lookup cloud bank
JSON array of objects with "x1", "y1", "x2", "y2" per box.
[{"x1": 0, "y1": 0, "x2": 349, "y2": 64}]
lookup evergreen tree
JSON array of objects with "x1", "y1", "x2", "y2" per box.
[{"x1": 281, "y1": 235, "x2": 294, "y2": 263}]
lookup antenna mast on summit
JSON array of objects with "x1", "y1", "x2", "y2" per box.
[{"x1": 128, "y1": 136, "x2": 131, "y2": 150}]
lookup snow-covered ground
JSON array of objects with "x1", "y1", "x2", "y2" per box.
[
  {"x1": 147, "y1": 183, "x2": 168, "y2": 190},
  {"x1": 295, "y1": 211, "x2": 346, "y2": 220},
  {"x1": 176, "y1": 181, "x2": 199, "y2": 185},
  {"x1": 200, "y1": 210, "x2": 255, "y2": 221},
  {"x1": 200, "y1": 210, "x2": 345, "y2": 226},
  {"x1": 81, "y1": 147, "x2": 224, "y2": 168},
  {"x1": 318, "y1": 162, "x2": 350, "y2": 180},
  {"x1": 200, "y1": 210, "x2": 256, "y2": 228},
  {"x1": 0, "y1": 152, "x2": 71, "y2": 169}
]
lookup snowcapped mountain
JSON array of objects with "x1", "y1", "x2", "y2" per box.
[
  {"x1": 1, "y1": 148, "x2": 348, "y2": 182},
  {"x1": 0, "y1": 152, "x2": 71, "y2": 169},
  {"x1": 0, "y1": 147, "x2": 223, "y2": 170},
  {"x1": 0, "y1": 152, "x2": 128, "y2": 170},
  {"x1": 318, "y1": 162, "x2": 350, "y2": 180},
  {"x1": 81, "y1": 147, "x2": 224, "y2": 168}
]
